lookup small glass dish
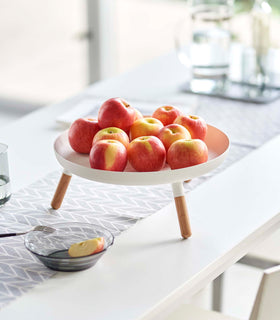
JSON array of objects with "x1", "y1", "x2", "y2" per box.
[{"x1": 24, "y1": 222, "x2": 114, "y2": 272}]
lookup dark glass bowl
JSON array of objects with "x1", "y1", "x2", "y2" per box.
[{"x1": 24, "y1": 222, "x2": 114, "y2": 272}]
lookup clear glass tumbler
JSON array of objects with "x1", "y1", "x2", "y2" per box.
[
  {"x1": 190, "y1": 0, "x2": 234, "y2": 79},
  {"x1": 176, "y1": 0, "x2": 234, "y2": 82},
  {"x1": 0, "y1": 143, "x2": 11, "y2": 206}
]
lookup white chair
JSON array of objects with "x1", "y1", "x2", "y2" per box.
[
  {"x1": 239, "y1": 230, "x2": 280, "y2": 268},
  {"x1": 166, "y1": 265, "x2": 280, "y2": 320},
  {"x1": 212, "y1": 231, "x2": 280, "y2": 311}
]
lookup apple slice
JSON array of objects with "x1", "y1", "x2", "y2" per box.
[{"x1": 68, "y1": 237, "x2": 105, "y2": 257}]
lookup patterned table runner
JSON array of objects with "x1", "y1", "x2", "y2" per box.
[{"x1": 0, "y1": 142, "x2": 252, "y2": 308}]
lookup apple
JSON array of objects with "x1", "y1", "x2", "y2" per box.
[
  {"x1": 174, "y1": 114, "x2": 207, "y2": 140},
  {"x1": 98, "y1": 98, "x2": 136, "y2": 133},
  {"x1": 68, "y1": 117, "x2": 100, "y2": 154},
  {"x1": 129, "y1": 117, "x2": 164, "y2": 140},
  {"x1": 128, "y1": 136, "x2": 166, "y2": 172},
  {"x1": 167, "y1": 139, "x2": 208, "y2": 169},
  {"x1": 92, "y1": 127, "x2": 129, "y2": 148},
  {"x1": 89, "y1": 139, "x2": 127, "y2": 171},
  {"x1": 133, "y1": 108, "x2": 143, "y2": 121},
  {"x1": 68, "y1": 237, "x2": 105, "y2": 257},
  {"x1": 152, "y1": 105, "x2": 182, "y2": 126},
  {"x1": 158, "y1": 124, "x2": 191, "y2": 151}
]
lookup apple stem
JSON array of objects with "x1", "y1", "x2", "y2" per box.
[
  {"x1": 172, "y1": 182, "x2": 192, "y2": 239},
  {"x1": 51, "y1": 170, "x2": 72, "y2": 210}
]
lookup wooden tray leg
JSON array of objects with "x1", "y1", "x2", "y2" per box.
[
  {"x1": 51, "y1": 170, "x2": 72, "y2": 209},
  {"x1": 172, "y1": 182, "x2": 192, "y2": 239}
]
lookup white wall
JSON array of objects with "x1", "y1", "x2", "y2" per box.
[{"x1": 0, "y1": 0, "x2": 88, "y2": 104}]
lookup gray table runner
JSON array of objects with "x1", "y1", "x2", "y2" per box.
[
  {"x1": 0, "y1": 172, "x2": 174, "y2": 308},
  {"x1": 1, "y1": 94, "x2": 280, "y2": 309}
]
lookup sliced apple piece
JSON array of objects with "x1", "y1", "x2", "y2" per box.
[{"x1": 68, "y1": 237, "x2": 105, "y2": 257}]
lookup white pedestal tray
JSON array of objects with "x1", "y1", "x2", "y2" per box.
[{"x1": 51, "y1": 125, "x2": 229, "y2": 239}]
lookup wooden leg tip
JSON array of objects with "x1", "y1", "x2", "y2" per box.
[{"x1": 51, "y1": 202, "x2": 60, "y2": 210}]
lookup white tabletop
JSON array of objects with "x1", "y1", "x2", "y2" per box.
[{"x1": 1, "y1": 52, "x2": 280, "y2": 320}]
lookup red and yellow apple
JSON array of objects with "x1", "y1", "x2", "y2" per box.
[
  {"x1": 152, "y1": 105, "x2": 182, "y2": 126},
  {"x1": 167, "y1": 139, "x2": 208, "y2": 169},
  {"x1": 68, "y1": 117, "x2": 100, "y2": 154},
  {"x1": 92, "y1": 127, "x2": 129, "y2": 148},
  {"x1": 68, "y1": 237, "x2": 105, "y2": 257},
  {"x1": 133, "y1": 108, "x2": 143, "y2": 121},
  {"x1": 128, "y1": 136, "x2": 166, "y2": 172},
  {"x1": 98, "y1": 97, "x2": 136, "y2": 133},
  {"x1": 129, "y1": 117, "x2": 164, "y2": 140},
  {"x1": 174, "y1": 114, "x2": 207, "y2": 141},
  {"x1": 89, "y1": 139, "x2": 127, "y2": 171},
  {"x1": 158, "y1": 124, "x2": 191, "y2": 151}
]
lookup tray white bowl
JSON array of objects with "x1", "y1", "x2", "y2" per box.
[{"x1": 54, "y1": 124, "x2": 229, "y2": 186}]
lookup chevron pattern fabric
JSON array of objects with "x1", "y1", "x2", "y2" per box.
[
  {"x1": 0, "y1": 141, "x2": 254, "y2": 309},
  {"x1": 0, "y1": 171, "x2": 173, "y2": 308}
]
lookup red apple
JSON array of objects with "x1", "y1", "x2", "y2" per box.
[
  {"x1": 68, "y1": 117, "x2": 100, "y2": 154},
  {"x1": 133, "y1": 108, "x2": 143, "y2": 121},
  {"x1": 129, "y1": 117, "x2": 164, "y2": 140},
  {"x1": 98, "y1": 98, "x2": 136, "y2": 133},
  {"x1": 128, "y1": 136, "x2": 166, "y2": 172},
  {"x1": 158, "y1": 124, "x2": 191, "y2": 151},
  {"x1": 152, "y1": 105, "x2": 182, "y2": 126},
  {"x1": 89, "y1": 139, "x2": 127, "y2": 171},
  {"x1": 93, "y1": 127, "x2": 129, "y2": 148},
  {"x1": 68, "y1": 237, "x2": 104, "y2": 257},
  {"x1": 174, "y1": 114, "x2": 207, "y2": 140},
  {"x1": 167, "y1": 139, "x2": 208, "y2": 169}
]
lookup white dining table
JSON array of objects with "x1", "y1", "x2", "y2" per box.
[{"x1": 1, "y1": 52, "x2": 280, "y2": 320}]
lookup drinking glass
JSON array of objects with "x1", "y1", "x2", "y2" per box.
[
  {"x1": 176, "y1": 0, "x2": 234, "y2": 81},
  {"x1": 0, "y1": 143, "x2": 11, "y2": 206}
]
